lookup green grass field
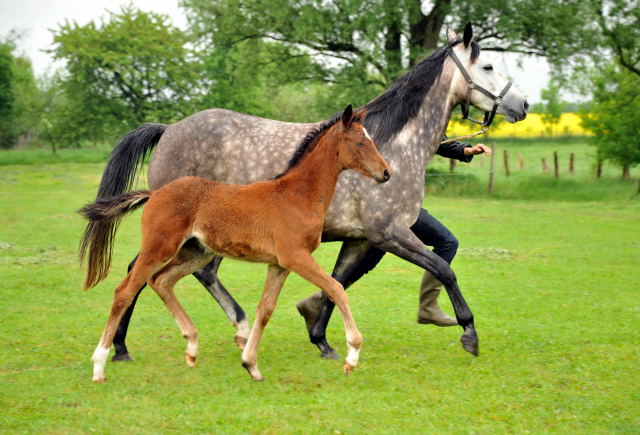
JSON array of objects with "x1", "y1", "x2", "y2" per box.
[{"x1": 1, "y1": 145, "x2": 639, "y2": 432}]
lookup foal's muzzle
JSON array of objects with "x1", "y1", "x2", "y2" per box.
[{"x1": 376, "y1": 169, "x2": 391, "y2": 183}]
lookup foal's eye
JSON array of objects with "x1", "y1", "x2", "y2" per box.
[
  {"x1": 483, "y1": 65, "x2": 493, "y2": 71},
  {"x1": 356, "y1": 142, "x2": 365, "y2": 147}
]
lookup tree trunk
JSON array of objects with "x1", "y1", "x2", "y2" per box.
[
  {"x1": 409, "y1": 0, "x2": 452, "y2": 65},
  {"x1": 596, "y1": 159, "x2": 602, "y2": 178},
  {"x1": 622, "y1": 164, "x2": 630, "y2": 180},
  {"x1": 383, "y1": 0, "x2": 403, "y2": 81}
]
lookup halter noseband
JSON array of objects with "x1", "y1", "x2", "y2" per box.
[{"x1": 449, "y1": 48, "x2": 512, "y2": 128}]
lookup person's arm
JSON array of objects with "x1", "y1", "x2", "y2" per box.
[{"x1": 436, "y1": 140, "x2": 492, "y2": 162}]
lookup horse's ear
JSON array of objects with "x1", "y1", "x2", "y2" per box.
[
  {"x1": 463, "y1": 22, "x2": 473, "y2": 47},
  {"x1": 446, "y1": 27, "x2": 458, "y2": 42},
  {"x1": 341, "y1": 104, "x2": 354, "y2": 127}
]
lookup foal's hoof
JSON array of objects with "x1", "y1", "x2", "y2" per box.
[
  {"x1": 235, "y1": 334, "x2": 248, "y2": 350},
  {"x1": 185, "y1": 353, "x2": 197, "y2": 367},
  {"x1": 111, "y1": 353, "x2": 133, "y2": 362},
  {"x1": 241, "y1": 362, "x2": 264, "y2": 381},
  {"x1": 343, "y1": 362, "x2": 355, "y2": 375},
  {"x1": 92, "y1": 377, "x2": 106, "y2": 383},
  {"x1": 460, "y1": 328, "x2": 479, "y2": 356},
  {"x1": 320, "y1": 350, "x2": 341, "y2": 360}
]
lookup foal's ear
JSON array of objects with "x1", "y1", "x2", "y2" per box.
[
  {"x1": 341, "y1": 104, "x2": 354, "y2": 127},
  {"x1": 446, "y1": 27, "x2": 458, "y2": 42},
  {"x1": 463, "y1": 22, "x2": 473, "y2": 47}
]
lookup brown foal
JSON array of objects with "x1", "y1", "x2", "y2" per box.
[{"x1": 80, "y1": 105, "x2": 390, "y2": 382}]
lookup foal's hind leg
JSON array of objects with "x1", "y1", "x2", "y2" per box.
[
  {"x1": 149, "y1": 247, "x2": 212, "y2": 367},
  {"x1": 241, "y1": 264, "x2": 290, "y2": 381},
  {"x1": 92, "y1": 261, "x2": 157, "y2": 382}
]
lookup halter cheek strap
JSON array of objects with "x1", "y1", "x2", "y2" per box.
[{"x1": 449, "y1": 49, "x2": 512, "y2": 128}]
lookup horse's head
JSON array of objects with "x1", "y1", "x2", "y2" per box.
[
  {"x1": 448, "y1": 23, "x2": 528, "y2": 124},
  {"x1": 336, "y1": 105, "x2": 391, "y2": 183}
]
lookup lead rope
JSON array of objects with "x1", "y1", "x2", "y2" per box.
[{"x1": 440, "y1": 125, "x2": 488, "y2": 145}]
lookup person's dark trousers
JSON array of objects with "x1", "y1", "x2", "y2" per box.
[{"x1": 410, "y1": 209, "x2": 459, "y2": 326}]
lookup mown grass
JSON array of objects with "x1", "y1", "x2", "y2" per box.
[{"x1": 1, "y1": 161, "x2": 638, "y2": 433}]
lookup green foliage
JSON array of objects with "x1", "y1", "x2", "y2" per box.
[
  {"x1": 0, "y1": 42, "x2": 15, "y2": 148},
  {"x1": 580, "y1": 65, "x2": 640, "y2": 170},
  {"x1": 48, "y1": 6, "x2": 200, "y2": 144},
  {"x1": 539, "y1": 78, "x2": 564, "y2": 134},
  {"x1": 0, "y1": 40, "x2": 41, "y2": 149}
]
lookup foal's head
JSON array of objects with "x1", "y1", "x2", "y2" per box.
[{"x1": 333, "y1": 105, "x2": 391, "y2": 183}]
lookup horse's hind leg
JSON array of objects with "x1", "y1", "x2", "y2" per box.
[
  {"x1": 283, "y1": 252, "x2": 363, "y2": 374},
  {"x1": 193, "y1": 256, "x2": 250, "y2": 349},
  {"x1": 297, "y1": 240, "x2": 384, "y2": 359},
  {"x1": 149, "y1": 244, "x2": 212, "y2": 367},
  {"x1": 241, "y1": 264, "x2": 290, "y2": 381},
  {"x1": 112, "y1": 255, "x2": 143, "y2": 362}
]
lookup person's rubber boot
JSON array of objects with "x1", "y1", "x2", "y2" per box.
[
  {"x1": 417, "y1": 272, "x2": 458, "y2": 327},
  {"x1": 296, "y1": 291, "x2": 324, "y2": 331}
]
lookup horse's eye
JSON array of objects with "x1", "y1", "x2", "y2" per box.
[
  {"x1": 356, "y1": 142, "x2": 365, "y2": 147},
  {"x1": 483, "y1": 65, "x2": 493, "y2": 71}
]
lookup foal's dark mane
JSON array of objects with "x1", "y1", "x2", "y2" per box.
[
  {"x1": 363, "y1": 39, "x2": 480, "y2": 144},
  {"x1": 274, "y1": 112, "x2": 361, "y2": 179}
]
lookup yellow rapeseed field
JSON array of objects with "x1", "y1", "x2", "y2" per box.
[{"x1": 447, "y1": 112, "x2": 590, "y2": 138}]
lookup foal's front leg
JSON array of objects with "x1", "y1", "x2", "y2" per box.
[
  {"x1": 241, "y1": 264, "x2": 290, "y2": 381},
  {"x1": 283, "y1": 252, "x2": 363, "y2": 374}
]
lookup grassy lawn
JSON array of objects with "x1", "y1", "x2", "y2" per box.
[{"x1": 1, "y1": 157, "x2": 638, "y2": 433}]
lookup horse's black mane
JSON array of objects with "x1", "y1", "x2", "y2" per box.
[
  {"x1": 363, "y1": 38, "x2": 480, "y2": 144},
  {"x1": 274, "y1": 38, "x2": 479, "y2": 179}
]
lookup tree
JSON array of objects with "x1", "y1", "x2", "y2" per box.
[
  {"x1": 0, "y1": 38, "x2": 41, "y2": 149},
  {"x1": 181, "y1": 0, "x2": 589, "y2": 98},
  {"x1": 49, "y1": 6, "x2": 200, "y2": 143},
  {"x1": 581, "y1": 65, "x2": 640, "y2": 178},
  {"x1": 539, "y1": 78, "x2": 564, "y2": 136}
]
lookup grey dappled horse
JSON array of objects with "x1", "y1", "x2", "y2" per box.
[{"x1": 85, "y1": 24, "x2": 527, "y2": 362}]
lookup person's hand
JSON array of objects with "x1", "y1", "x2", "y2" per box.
[{"x1": 463, "y1": 143, "x2": 492, "y2": 156}]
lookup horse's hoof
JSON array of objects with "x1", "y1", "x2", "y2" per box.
[
  {"x1": 111, "y1": 353, "x2": 133, "y2": 362},
  {"x1": 92, "y1": 377, "x2": 106, "y2": 383},
  {"x1": 185, "y1": 353, "x2": 197, "y2": 367},
  {"x1": 235, "y1": 334, "x2": 248, "y2": 350},
  {"x1": 343, "y1": 362, "x2": 355, "y2": 375},
  {"x1": 460, "y1": 329, "x2": 479, "y2": 356},
  {"x1": 320, "y1": 350, "x2": 341, "y2": 360}
]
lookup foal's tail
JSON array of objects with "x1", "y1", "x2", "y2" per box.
[
  {"x1": 78, "y1": 123, "x2": 165, "y2": 289},
  {"x1": 78, "y1": 190, "x2": 152, "y2": 290}
]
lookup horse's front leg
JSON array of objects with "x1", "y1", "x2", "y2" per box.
[
  {"x1": 296, "y1": 240, "x2": 385, "y2": 359},
  {"x1": 368, "y1": 222, "x2": 479, "y2": 356},
  {"x1": 192, "y1": 256, "x2": 250, "y2": 349}
]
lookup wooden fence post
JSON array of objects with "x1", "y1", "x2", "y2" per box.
[
  {"x1": 488, "y1": 142, "x2": 496, "y2": 194},
  {"x1": 553, "y1": 151, "x2": 559, "y2": 178},
  {"x1": 503, "y1": 150, "x2": 510, "y2": 177},
  {"x1": 596, "y1": 160, "x2": 602, "y2": 178},
  {"x1": 517, "y1": 152, "x2": 525, "y2": 170},
  {"x1": 569, "y1": 153, "x2": 575, "y2": 175},
  {"x1": 449, "y1": 158, "x2": 456, "y2": 172},
  {"x1": 542, "y1": 158, "x2": 548, "y2": 173}
]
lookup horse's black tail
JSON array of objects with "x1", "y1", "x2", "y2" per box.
[
  {"x1": 78, "y1": 190, "x2": 151, "y2": 290},
  {"x1": 78, "y1": 123, "x2": 166, "y2": 289}
]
